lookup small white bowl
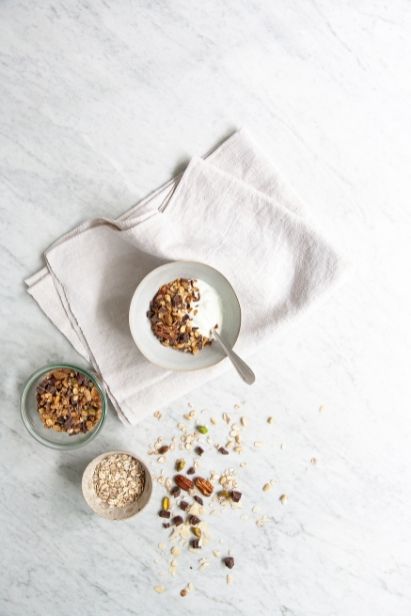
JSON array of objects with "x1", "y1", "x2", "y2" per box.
[
  {"x1": 82, "y1": 451, "x2": 152, "y2": 520},
  {"x1": 129, "y1": 261, "x2": 241, "y2": 371}
]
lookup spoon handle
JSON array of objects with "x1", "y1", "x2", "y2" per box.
[{"x1": 213, "y1": 331, "x2": 255, "y2": 385}]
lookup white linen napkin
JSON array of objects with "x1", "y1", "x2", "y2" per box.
[{"x1": 26, "y1": 129, "x2": 342, "y2": 425}]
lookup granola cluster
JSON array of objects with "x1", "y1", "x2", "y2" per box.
[
  {"x1": 147, "y1": 278, "x2": 211, "y2": 354},
  {"x1": 36, "y1": 368, "x2": 102, "y2": 435}
]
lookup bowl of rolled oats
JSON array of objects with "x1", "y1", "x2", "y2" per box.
[
  {"x1": 82, "y1": 451, "x2": 152, "y2": 520},
  {"x1": 129, "y1": 261, "x2": 241, "y2": 371},
  {"x1": 20, "y1": 364, "x2": 107, "y2": 450}
]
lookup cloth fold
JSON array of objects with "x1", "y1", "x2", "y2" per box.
[{"x1": 26, "y1": 129, "x2": 342, "y2": 425}]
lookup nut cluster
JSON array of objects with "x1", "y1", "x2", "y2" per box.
[
  {"x1": 147, "y1": 278, "x2": 212, "y2": 354},
  {"x1": 36, "y1": 368, "x2": 102, "y2": 435},
  {"x1": 92, "y1": 453, "x2": 145, "y2": 508}
]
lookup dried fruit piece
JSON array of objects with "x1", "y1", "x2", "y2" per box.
[
  {"x1": 193, "y1": 495, "x2": 203, "y2": 505},
  {"x1": 186, "y1": 466, "x2": 195, "y2": 475},
  {"x1": 196, "y1": 425, "x2": 208, "y2": 434},
  {"x1": 189, "y1": 515, "x2": 200, "y2": 525},
  {"x1": 175, "y1": 459, "x2": 186, "y2": 472},
  {"x1": 172, "y1": 516, "x2": 184, "y2": 526},
  {"x1": 170, "y1": 486, "x2": 181, "y2": 497},
  {"x1": 195, "y1": 446, "x2": 204, "y2": 456},
  {"x1": 223, "y1": 556, "x2": 235, "y2": 569},
  {"x1": 175, "y1": 475, "x2": 194, "y2": 491},
  {"x1": 157, "y1": 445, "x2": 169, "y2": 455},
  {"x1": 218, "y1": 447, "x2": 229, "y2": 455},
  {"x1": 179, "y1": 500, "x2": 189, "y2": 511},
  {"x1": 231, "y1": 490, "x2": 242, "y2": 502},
  {"x1": 194, "y1": 476, "x2": 213, "y2": 496},
  {"x1": 159, "y1": 510, "x2": 171, "y2": 519}
]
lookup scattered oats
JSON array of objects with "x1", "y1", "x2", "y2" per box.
[
  {"x1": 234, "y1": 434, "x2": 241, "y2": 443},
  {"x1": 240, "y1": 462, "x2": 247, "y2": 468},
  {"x1": 199, "y1": 558, "x2": 209, "y2": 570},
  {"x1": 157, "y1": 456, "x2": 165, "y2": 463},
  {"x1": 267, "y1": 416, "x2": 274, "y2": 424},
  {"x1": 185, "y1": 443, "x2": 192, "y2": 450},
  {"x1": 171, "y1": 546, "x2": 181, "y2": 556},
  {"x1": 234, "y1": 403, "x2": 240, "y2": 409},
  {"x1": 254, "y1": 441, "x2": 263, "y2": 448},
  {"x1": 165, "y1": 477, "x2": 173, "y2": 492},
  {"x1": 319, "y1": 404, "x2": 326, "y2": 412},
  {"x1": 210, "y1": 417, "x2": 218, "y2": 425},
  {"x1": 225, "y1": 440, "x2": 234, "y2": 449},
  {"x1": 184, "y1": 410, "x2": 196, "y2": 420},
  {"x1": 222, "y1": 412, "x2": 231, "y2": 424},
  {"x1": 212, "y1": 549, "x2": 221, "y2": 558},
  {"x1": 310, "y1": 457, "x2": 317, "y2": 465},
  {"x1": 177, "y1": 423, "x2": 186, "y2": 431},
  {"x1": 240, "y1": 417, "x2": 247, "y2": 427},
  {"x1": 154, "y1": 585, "x2": 166, "y2": 593},
  {"x1": 252, "y1": 505, "x2": 260, "y2": 513},
  {"x1": 210, "y1": 470, "x2": 218, "y2": 481},
  {"x1": 226, "y1": 574, "x2": 233, "y2": 585},
  {"x1": 256, "y1": 516, "x2": 269, "y2": 528},
  {"x1": 153, "y1": 410, "x2": 162, "y2": 420},
  {"x1": 158, "y1": 543, "x2": 166, "y2": 551},
  {"x1": 280, "y1": 442, "x2": 286, "y2": 450},
  {"x1": 279, "y1": 494, "x2": 288, "y2": 505},
  {"x1": 187, "y1": 582, "x2": 194, "y2": 592},
  {"x1": 263, "y1": 482, "x2": 272, "y2": 492},
  {"x1": 234, "y1": 446, "x2": 243, "y2": 454},
  {"x1": 188, "y1": 402, "x2": 193, "y2": 408}
]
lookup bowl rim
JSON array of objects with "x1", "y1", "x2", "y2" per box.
[
  {"x1": 81, "y1": 450, "x2": 153, "y2": 520},
  {"x1": 129, "y1": 260, "x2": 242, "y2": 372},
  {"x1": 20, "y1": 363, "x2": 107, "y2": 450}
]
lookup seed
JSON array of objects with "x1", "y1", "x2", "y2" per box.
[
  {"x1": 187, "y1": 466, "x2": 195, "y2": 475},
  {"x1": 196, "y1": 425, "x2": 208, "y2": 434},
  {"x1": 267, "y1": 416, "x2": 274, "y2": 424},
  {"x1": 279, "y1": 494, "x2": 288, "y2": 505},
  {"x1": 157, "y1": 445, "x2": 169, "y2": 454},
  {"x1": 195, "y1": 446, "x2": 204, "y2": 456},
  {"x1": 172, "y1": 515, "x2": 184, "y2": 526},
  {"x1": 162, "y1": 496, "x2": 170, "y2": 511},
  {"x1": 180, "y1": 588, "x2": 188, "y2": 597},
  {"x1": 175, "y1": 459, "x2": 186, "y2": 472},
  {"x1": 193, "y1": 495, "x2": 203, "y2": 505},
  {"x1": 262, "y1": 483, "x2": 272, "y2": 492},
  {"x1": 191, "y1": 526, "x2": 201, "y2": 538}
]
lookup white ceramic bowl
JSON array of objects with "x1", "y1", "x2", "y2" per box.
[
  {"x1": 82, "y1": 450, "x2": 152, "y2": 521},
  {"x1": 129, "y1": 261, "x2": 241, "y2": 371}
]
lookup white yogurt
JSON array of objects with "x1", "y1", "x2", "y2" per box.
[{"x1": 191, "y1": 279, "x2": 223, "y2": 337}]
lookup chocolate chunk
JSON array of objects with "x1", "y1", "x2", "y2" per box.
[
  {"x1": 159, "y1": 510, "x2": 171, "y2": 518},
  {"x1": 223, "y1": 556, "x2": 235, "y2": 569},
  {"x1": 186, "y1": 466, "x2": 195, "y2": 475},
  {"x1": 171, "y1": 486, "x2": 181, "y2": 497},
  {"x1": 172, "y1": 516, "x2": 184, "y2": 526},
  {"x1": 157, "y1": 445, "x2": 169, "y2": 454},
  {"x1": 189, "y1": 515, "x2": 200, "y2": 525},
  {"x1": 195, "y1": 446, "x2": 204, "y2": 456},
  {"x1": 193, "y1": 495, "x2": 203, "y2": 505},
  {"x1": 162, "y1": 523, "x2": 171, "y2": 528},
  {"x1": 191, "y1": 539, "x2": 201, "y2": 549},
  {"x1": 179, "y1": 500, "x2": 189, "y2": 511},
  {"x1": 231, "y1": 490, "x2": 242, "y2": 503},
  {"x1": 218, "y1": 447, "x2": 229, "y2": 455}
]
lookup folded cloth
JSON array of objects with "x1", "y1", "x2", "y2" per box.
[{"x1": 26, "y1": 129, "x2": 342, "y2": 425}]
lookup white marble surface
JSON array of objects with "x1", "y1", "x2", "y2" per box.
[{"x1": 1, "y1": 1, "x2": 411, "y2": 614}]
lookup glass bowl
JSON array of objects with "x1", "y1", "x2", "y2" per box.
[{"x1": 20, "y1": 363, "x2": 107, "y2": 450}]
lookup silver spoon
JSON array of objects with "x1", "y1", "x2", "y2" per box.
[{"x1": 212, "y1": 330, "x2": 255, "y2": 385}]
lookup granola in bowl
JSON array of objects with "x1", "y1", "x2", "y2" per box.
[{"x1": 147, "y1": 278, "x2": 221, "y2": 354}]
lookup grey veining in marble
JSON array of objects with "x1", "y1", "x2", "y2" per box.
[{"x1": 1, "y1": 1, "x2": 411, "y2": 615}]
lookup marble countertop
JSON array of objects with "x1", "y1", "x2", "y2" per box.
[{"x1": 1, "y1": 1, "x2": 411, "y2": 614}]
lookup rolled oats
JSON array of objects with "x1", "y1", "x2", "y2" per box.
[{"x1": 92, "y1": 453, "x2": 145, "y2": 508}]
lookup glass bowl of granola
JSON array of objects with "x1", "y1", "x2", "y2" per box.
[
  {"x1": 129, "y1": 261, "x2": 241, "y2": 371},
  {"x1": 20, "y1": 364, "x2": 107, "y2": 450}
]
